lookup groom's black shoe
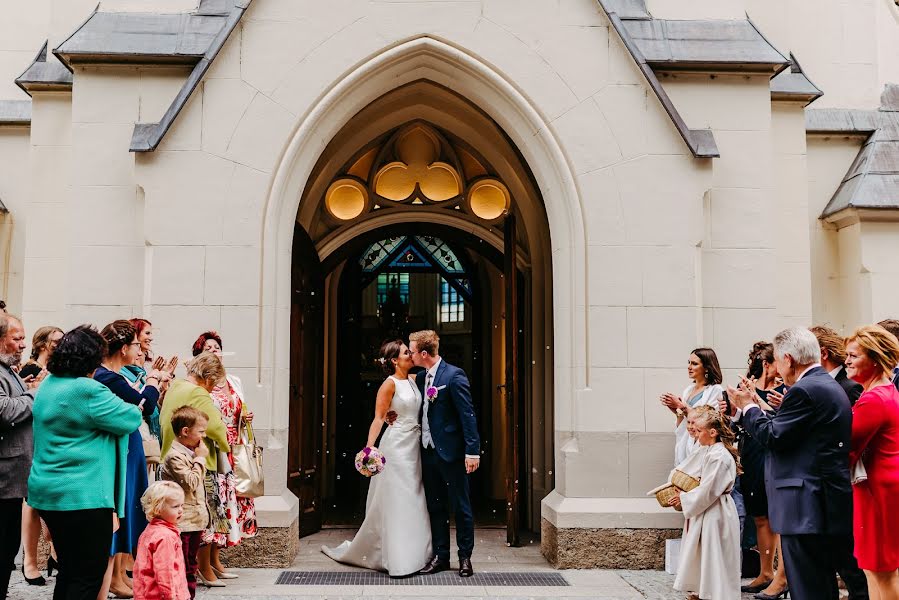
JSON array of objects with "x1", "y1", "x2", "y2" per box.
[
  {"x1": 419, "y1": 556, "x2": 450, "y2": 575},
  {"x1": 459, "y1": 558, "x2": 473, "y2": 577}
]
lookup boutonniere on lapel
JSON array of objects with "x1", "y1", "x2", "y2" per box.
[{"x1": 426, "y1": 385, "x2": 446, "y2": 403}]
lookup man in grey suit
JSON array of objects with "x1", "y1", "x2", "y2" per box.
[{"x1": 0, "y1": 314, "x2": 40, "y2": 598}]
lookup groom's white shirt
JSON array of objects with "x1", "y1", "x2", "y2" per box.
[{"x1": 421, "y1": 358, "x2": 441, "y2": 449}]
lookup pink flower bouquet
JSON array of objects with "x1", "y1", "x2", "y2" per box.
[{"x1": 355, "y1": 447, "x2": 387, "y2": 477}]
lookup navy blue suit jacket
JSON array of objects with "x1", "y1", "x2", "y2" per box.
[
  {"x1": 417, "y1": 360, "x2": 480, "y2": 463},
  {"x1": 740, "y1": 366, "x2": 852, "y2": 536}
]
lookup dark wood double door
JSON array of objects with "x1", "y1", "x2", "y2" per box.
[{"x1": 287, "y1": 220, "x2": 525, "y2": 544}]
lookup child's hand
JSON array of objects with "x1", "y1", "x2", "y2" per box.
[
  {"x1": 667, "y1": 490, "x2": 682, "y2": 510},
  {"x1": 195, "y1": 443, "x2": 210, "y2": 459}
]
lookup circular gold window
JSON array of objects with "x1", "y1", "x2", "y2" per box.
[
  {"x1": 468, "y1": 179, "x2": 510, "y2": 221},
  {"x1": 325, "y1": 179, "x2": 368, "y2": 221}
]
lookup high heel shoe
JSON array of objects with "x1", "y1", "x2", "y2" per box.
[
  {"x1": 742, "y1": 579, "x2": 773, "y2": 593},
  {"x1": 21, "y1": 565, "x2": 46, "y2": 586},
  {"x1": 197, "y1": 571, "x2": 227, "y2": 587},
  {"x1": 211, "y1": 566, "x2": 239, "y2": 579},
  {"x1": 46, "y1": 557, "x2": 58, "y2": 578},
  {"x1": 754, "y1": 586, "x2": 789, "y2": 599}
]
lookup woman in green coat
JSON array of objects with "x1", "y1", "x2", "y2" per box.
[{"x1": 27, "y1": 325, "x2": 143, "y2": 600}]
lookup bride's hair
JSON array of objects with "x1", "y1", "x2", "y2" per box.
[{"x1": 378, "y1": 339, "x2": 405, "y2": 377}]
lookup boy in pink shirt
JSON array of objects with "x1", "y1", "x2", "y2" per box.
[{"x1": 133, "y1": 481, "x2": 191, "y2": 600}]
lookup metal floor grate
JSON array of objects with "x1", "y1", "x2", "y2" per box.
[{"x1": 275, "y1": 571, "x2": 569, "y2": 586}]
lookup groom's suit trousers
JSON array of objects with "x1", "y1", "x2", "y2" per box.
[{"x1": 422, "y1": 447, "x2": 475, "y2": 561}]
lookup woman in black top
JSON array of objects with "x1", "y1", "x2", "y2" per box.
[
  {"x1": 19, "y1": 326, "x2": 62, "y2": 379},
  {"x1": 738, "y1": 342, "x2": 788, "y2": 598},
  {"x1": 20, "y1": 325, "x2": 63, "y2": 586}
]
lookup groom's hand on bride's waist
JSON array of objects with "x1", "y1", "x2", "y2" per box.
[
  {"x1": 385, "y1": 410, "x2": 398, "y2": 425},
  {"x1": 465, "y1": 456, "x2": 480, "y2": 474}
]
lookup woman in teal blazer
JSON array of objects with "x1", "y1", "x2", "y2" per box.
[{"x1": 27, "y1": 325, "x2": 143, "y2": 600}]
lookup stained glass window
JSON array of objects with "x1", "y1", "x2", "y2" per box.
[
  {"x1": 377, "y1": 272, "x2": 409, "y2": 305},
  {"x1": 439, "y1": 277, "x2": 464, "y2": 323},
  {"x1": 360, "y1": 237, "x2": 406, "y2": 272},
  {"x1": 415, "y1": 236, "x2": 464, "y2": 273}
]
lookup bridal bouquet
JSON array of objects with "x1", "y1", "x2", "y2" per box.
[{"x1": 355, "y1": 447, "x2": 386, "y2": 477}]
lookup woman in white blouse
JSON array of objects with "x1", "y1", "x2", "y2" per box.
[{"x1": 660, "y1": 347, "x2": 724, "y2": 464}]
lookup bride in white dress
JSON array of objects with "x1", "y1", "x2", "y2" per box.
[{"x1": 322, "y1": 340, "x2": 432, "y2": 576}]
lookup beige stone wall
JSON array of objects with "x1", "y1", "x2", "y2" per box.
[
  {"x1": 0, "y1": 0, "x2": 897, "y2": 561},
  {"x1": 0, "y1": 127, "x2": 30, "y2": 311}
]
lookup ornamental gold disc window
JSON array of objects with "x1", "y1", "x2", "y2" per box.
[{"x1": 323, "y1": 122, "x2": 512, "y2": 226}]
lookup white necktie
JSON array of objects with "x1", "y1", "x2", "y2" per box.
[{"x1": 422, "y1": 372, "x2": 434, "y2": 448}]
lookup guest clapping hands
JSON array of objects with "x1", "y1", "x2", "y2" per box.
[{"x1": 661, "y1": 348, "x2": 724, "y2": 463}]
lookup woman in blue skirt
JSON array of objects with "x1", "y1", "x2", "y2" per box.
[{"x1": 94, "y1": 320, "x2": 172, "y2": 598}]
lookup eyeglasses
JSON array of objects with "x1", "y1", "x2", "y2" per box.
[{"x1": 129, "y1": 342, "x2": 142, "y2": 347}]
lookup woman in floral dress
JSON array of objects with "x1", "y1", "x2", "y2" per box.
[{"x1": 191, "y1": 331, "x2": 257, "y2": 584}]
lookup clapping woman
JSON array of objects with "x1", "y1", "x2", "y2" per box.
[
  {"x1": 737, "y1": 343, "x2": 789, "y2": 599},
  {"x1": 660, "y1": 348, "x2": 724, "y2": 463},
  {"x1": 190, "y1": 332, "x2": 257, "y2": 583},
  {"x1": 94, "y1": 320, "x2": 172, "y2": 599}
]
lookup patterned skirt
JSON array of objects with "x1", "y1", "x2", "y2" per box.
[{"x1": 202, "y1": 470, "x2": 257, "y2": 547}]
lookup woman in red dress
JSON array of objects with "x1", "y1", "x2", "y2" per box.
[{"x1": 845, "y1": 324, "x2": 899, "y2": 599}]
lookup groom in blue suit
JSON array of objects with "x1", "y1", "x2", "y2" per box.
[{"x1": 409, "y1": 330, "x2": 480, "y2": 577}]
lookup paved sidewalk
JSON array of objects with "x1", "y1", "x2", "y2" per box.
[{"x1": 7, "y1": 530, "x2": 795, "y2": 599}]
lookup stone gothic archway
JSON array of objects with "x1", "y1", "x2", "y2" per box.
[{"x1": 258, "y1": 36, "x2": 587, "y2": 538}]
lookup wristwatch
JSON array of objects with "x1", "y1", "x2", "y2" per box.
[{"x1": 675, "y1": 408, "x2": 685, "y2": 417}]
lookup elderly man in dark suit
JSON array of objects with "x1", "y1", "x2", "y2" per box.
[
  {"x1": 728, "y1": 327, "x2": 853, "y2": 600},
  {"x1": 0, "y1": 314, "x2": 41, "y2": 598},
  {"x1": 808, "y1": 325, "x2": 869, "y2": 599}
]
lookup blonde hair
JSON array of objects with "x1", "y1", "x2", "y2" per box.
[
  {"x1": 692, "y1": 405, "x2": 743, "y2": 475},
  {"x1": 409, "y1": 330, "x2": 440, "y2": 356},
  {"x1": 185, "y1": 351, "x2": 225, "y2": 385},
  {"x1": 140, "y1": 481, "x2": 184, "y2": 519},
  {"x1": 847, "y1": 325, "x2": 899, "y2": 376}
]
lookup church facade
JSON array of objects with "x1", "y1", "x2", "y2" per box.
[{"x1": 1, "y1": 0, "x2": 898, "y2": 568}]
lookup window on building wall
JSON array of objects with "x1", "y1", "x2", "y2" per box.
[
  {"x1": 377, "y1": 273, "x2": 409, "y2": 306},
  {"x1": 439, "y1": 277, "x2": 464, "y2": 323}
]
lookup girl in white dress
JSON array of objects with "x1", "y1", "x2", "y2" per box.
[
  {"x1": 668, "y1": 406, "x2": 741, "y2": 600},
  {"x1": 322, "y1": 340, "x2": 432, "y2": 577}
]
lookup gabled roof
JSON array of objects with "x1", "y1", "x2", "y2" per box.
[
  {"x1": 0, "y1": 100, "x2": 31, "y2": 125},
  {"x1": 16, "y1": 41, "x2": 73, "y2": 96},
  {"x1": 809, "y1": 85, "x2": 899, "y2": 219}
]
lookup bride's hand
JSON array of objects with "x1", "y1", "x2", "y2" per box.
[{"x1": 385, "y1": 410, "x2": 398, "y2": 425}]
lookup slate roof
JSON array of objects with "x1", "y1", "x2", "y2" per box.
[
  {"x1": 620, "y1": 18, "x2": 789, "y2": 73},
  {"x1": 0, "y1": 100, "x2": 31, "y2": 125},
  {"x1": 16, "y1": 41, "x2": 73, "y2": 95},
  {"x1": 808, "y1": 85, "x2": 899, "y2": 218},
  {"x1": 770, "y1": 54, "x2": 822, "y2": 106},
  {"x1": 54, "y1": 9, "x2": 229, "y2": 67}
]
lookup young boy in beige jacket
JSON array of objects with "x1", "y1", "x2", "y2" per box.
[{"x1": 160, "y1": 406, "x2": 210, "y2": 599}]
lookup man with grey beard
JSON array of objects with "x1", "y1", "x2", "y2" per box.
[{"x1": 0, "y1": 314, "x2": 42, "y2": 599}]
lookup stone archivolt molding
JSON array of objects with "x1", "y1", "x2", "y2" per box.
[{"x1": 323, "y1": 122, "x2": 512, "y2": 230}]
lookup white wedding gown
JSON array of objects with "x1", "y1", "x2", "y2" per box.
[{"x1": 322, "y1": 376, "x2": 433, "y2": 576}]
